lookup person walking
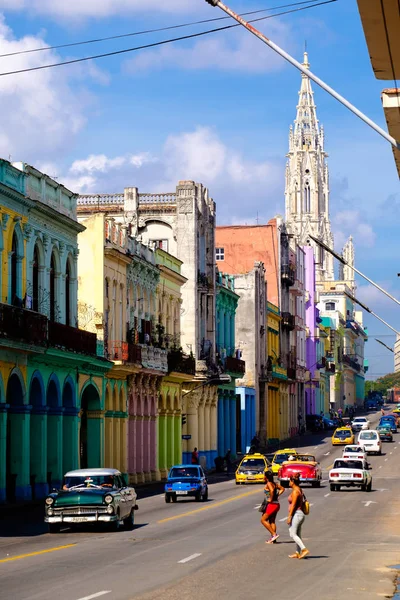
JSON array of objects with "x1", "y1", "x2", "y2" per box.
[
  {"x1": 225, "y1": 449, "x2": 232, "y2": 476},
  {"x1": 191, "y1": 447, "x2": 199, "y2": 465},
  {"x1": 260, "y1": 471, "x2": 285, "y2": 544},
  {"x1": 381, "y1": 407, "x2": 385, "y2": 416},
  {"x1": 287, "y1": 473, "x2": 309, "y2": 559}
]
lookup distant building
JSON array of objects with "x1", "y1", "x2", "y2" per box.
[{"x1": 394, "y1": 335, "x2": 400, "y2": 373}]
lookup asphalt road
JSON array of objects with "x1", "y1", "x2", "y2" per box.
[{"x1": 1, "y1": 409, "x2": 400, "y2": 600}]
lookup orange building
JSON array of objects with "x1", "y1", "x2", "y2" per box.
[{"x1": 215, "y1": 219, "x2": 279, "y2": 306}]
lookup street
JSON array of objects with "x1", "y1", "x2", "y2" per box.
[{"x1": 1, "y1": 411, "x2": 399, "y2": 600}]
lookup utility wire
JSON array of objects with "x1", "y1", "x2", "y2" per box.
[
  {"x1": 0, "y1": 0, "x2": 323, "y2": 59},
  {"x1": 0, "y1": 0, "x2": 336, "y2": 78}
]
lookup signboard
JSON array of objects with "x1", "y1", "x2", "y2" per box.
[{"x1": 182, "y1": 434, "x2": 192, "y2": 440}]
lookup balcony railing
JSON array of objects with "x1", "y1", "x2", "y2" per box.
[
  {"x1": 167, "y1": 350, "x2": 196, "y2": 376},
  {"x1": 0, "y1": 303, "x2": 47, "y2": 346},
  {"x1": 141, "y1": 345, "x2": 168, "y2": 373},
  {"x1": 48, "y1": 321, "x2": 97, "y2": 355},
  {"x1": 343, "y1": 353, "x2": 361, "y2": 372},
  {"x1": 281, "y1": 265, "x2": 295, "y2": 286},
  {"x1": 225, "y1": 355, "x2": 246, "y2": 375},
  {"x1": 281, "y1": 312, "x2": 295, "y2": 331},
  {"x1": 107, "y1": 341, "x2": 142, "y2": 364}
]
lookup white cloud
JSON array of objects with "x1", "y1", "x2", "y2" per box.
[
  {"x1": 333, "y1": 210, "x2": 376, "y2": 250},
  {"x1": 0, "y1": 15, "x2": 107, "y2": 162},
  {"x1": 0, "y1": 0, "x2": 195, "y2": 19},
  {"x1": 126, "y1": 22, "x2": 294, "y2": 75},
  {"x1": 357, "y1": 282, "x2": 399, "y2": 310},
  {"x1": 61, "y1": 126, "x2": 283, "y2": 223}
]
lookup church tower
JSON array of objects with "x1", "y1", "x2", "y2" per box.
[
  {"x1": 285, "y1": 51, "x2": 334, "y2": 282},
  {"x1": 339, "y1": 235, "x2": 356, "y2": 294}
]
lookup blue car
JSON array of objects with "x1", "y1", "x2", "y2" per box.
[
  {"x1": 379, "y1": 417, "x2": 397, "y2": 434},
  {"x1": 165, "y1": 465, "x2": 208, "y2": 503}
]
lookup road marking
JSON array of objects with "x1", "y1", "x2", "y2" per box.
[
  {"x1": 0, "y1": 544, "x2": 76, "y2": 564},
  {"x1": 363, "y1": 501, "x2": 377, "y2": 507},
  {"x1": 390, "y1": 452, "x2": 393, "y2": 455},
  {"x1": 385, "y1": 458, "x2": 388, "y2": 462},
  {"x1": 324, "y1": 493, "x2": 330, "y2": 497},
  {"x1": 377, "y1": 488, "x2": 388, "y2": 492},
  {"x1": 279, "y1": 517, "x2": 287, "y2": 522},
  {"x1": 324, "y1": 452, "x2": 330, "y2": 456},
  {"x1": 158, "y1": 488, "x2": 260, "y2": 523},
  {"x1": 76, "y1": 593, "x2": 111, "y2": 600},
  {"x1": 314, "y1": 446, "x2": 318, "y2": 449},
  {"x1": 178, "y1": 553, "x2": 202, "y2": 564},
  {"x1": 254, "y1": 504, "x2": 261, "y2": 510}
]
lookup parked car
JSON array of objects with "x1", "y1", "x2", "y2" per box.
[
  {"x1": 322, "y1": 417, "x2": 335, "y2": 430},
  {"x1": 270, "y1": 449, "x2": 298, "y2": 475},
  {"x1": 165, "y1": 465, "x2": 208, "y2": 502},
  {"x1": 44, "y1": 468, "x2": 138, "y2": 533},
  {"x1": 329, "y1": 458, "x2": 372, "y2": 492},
  {"x1": 351, "y1": 416, "x2": 370, "y2": 432},
  {"x1": 306, "y1": 414, "x2": 324, "y2": 432},
  {"x1": 376, "y1": 424, "x2": 393, "y2": 442},
  {"x1": 342, "y1": 445, "x2": 367, "y2": 461},
  {"x1": 379, "y1": 416, "x2": 397, "y2": 434},
  {"x1": 235, "y1": 453, "x2": 271, "y2": 485},
  {"x1": 332, "y1": 427, "x2": 354, "y2": 446},
  {"x1": 277, "y1": 454, "x2": 322, "y2": 488},
  {"x1": 357, "y1": 430, "x2": 382, "y2": 454}
]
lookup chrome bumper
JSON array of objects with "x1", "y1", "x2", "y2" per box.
[{"x1": 45, "y1": 515, "x2": 118, "y2": 523}]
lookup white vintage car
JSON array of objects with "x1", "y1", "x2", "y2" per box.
[
  {"x1": 357, "y1": 430, "x2": 382, "y2": 455},
  {"x1": 342, "y1": 445, "x2": 367, "y2": 461},
  {"x1": 329, "y1": 458, "x2": 372, "y2": 492}
]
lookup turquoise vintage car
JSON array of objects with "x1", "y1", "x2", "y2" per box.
[{"x1": 44, "y1": 468, "x2": 138, "y2": 533}]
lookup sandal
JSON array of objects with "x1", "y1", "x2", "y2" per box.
[{"x1": 288, "y1": 553, "x2": 299, "y2": 558}]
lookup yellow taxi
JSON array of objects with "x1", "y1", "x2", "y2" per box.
[
  {"x1": 332, "y1": 426, "x2": 354, "y2": 445},
  {"x1": 270, "y1": 449, "x2": 298, "y2": 475},
  {"x1": 235, "y1": 453, "x2": 271, "y2": 484}
]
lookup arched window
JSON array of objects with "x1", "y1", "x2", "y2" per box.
[
  {"x1": 304, "y1": 183, "x2": 311, "y2": 213},
  {"x1": 50, "y1": 253, "x2": 56, "y2": 321},
  {"x1": 32, "y1": 244, "x2": 39, "y2": 312},
  {"x1": 65, "y1": 259, "x2": 71, "y2": 326},
  {"x1": 325, "y1": 302, "x2": 335, "y2": 311}
]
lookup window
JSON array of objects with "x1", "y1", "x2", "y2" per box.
[
  {"x1": 32, "y1": 244, "x2": 39, "y2": 312},
  {"x1": 151, "y1": 239, "x2": 168, "y2": 252},
  {"x1": 50, "y1": 253, "x2": 56, "y2": 322},
  {"x1": 325, "y1": 302, "x2": 335, "y2": 311},
  {"x1": 216, "y1": 247, "x2": 224, "y2": 261},
  {"x1": 65, "y1": 259, "x2": 71, "y2": 326}
]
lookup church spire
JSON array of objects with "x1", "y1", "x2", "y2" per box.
[{"x1": 284, "y1": 51, "x2": 334, "y2": 282}]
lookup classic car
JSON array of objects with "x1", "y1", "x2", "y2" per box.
[
  {"x1": 379, "y1": 416, "x2": 397, "y2": 434},
  {"x1": 376, "y1": 424, "x2": 393, "y2": 442},
  {"x1": 165, "y1": 465, "x2": 208, "y2": 502},
  {"x1": 351, "y1": 416, "x2": 370, "y2": 432},
  {"x1": 342, "y1": 445, "x2": 367, "y2": 461},
  {"x1": 357, "y1": 430, "x2": 382, "y2": 454},
  {"x1": 44, "y1": 468, "x2": 138, "y2": 533},
  {"x1": 329, "y1": 458, "x2": 372, "y2": 492},
  {"x1": 332, "y1": 427, "x2": 354, "y2": 446},
  {"x1": 385, "y1": 413, "x2": 400, "y2": 427},
  {"x1": 277, "y1": 454, "x2": 322, "y2": 487},
  {"x1": 235, "y1": 453, "x2": 271, "y2": 485},
  {"x1": 270, "y1": 449, "x2": 298, "y2": 475}
]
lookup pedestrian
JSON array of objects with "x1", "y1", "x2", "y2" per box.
[
  {"x1": 381, "y1": 407, "x2": 385, "y2": 416},
  {"x1": 338, "y1": 407, "x2": 343, "y2": 418},
  {"x1": 287, "y1": 473, "x2": 309, "y2": 559},
  {"x1": 225, "y1": 449, "x2": 232, "y2": 476},
  {"x1": 191, "y1": 447, "x2": 199, "y2": 465},
  {"x1": 260, "y1": 471, "x2": 285, "y2": 544}
]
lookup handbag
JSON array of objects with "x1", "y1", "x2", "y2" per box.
[
  {"x1": 302, "y1": 493, "x2": 310, "y2": 515},
  {"x1": 258, "y1": 498, "x2": 269, "y2": 513}
]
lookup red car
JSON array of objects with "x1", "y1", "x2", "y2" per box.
[{"x1": 277, "y1": 454, "x2": 322, "y2": 488}]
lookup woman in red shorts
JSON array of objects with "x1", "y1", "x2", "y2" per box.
[{"x1": 261, "y1": 470, "x2": 285, "y2": 544}]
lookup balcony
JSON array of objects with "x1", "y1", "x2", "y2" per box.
[
  {"x1": 225, "y1": 355, "x2": 246, "y2": 376},
  {"x1": 141, "y1": 345, "x2": 168, "y2": 373},
  {"x1": 270, "y1": 364, "x2": 287, "y2": 380},
  {"x1": 281, "y1": 265, "x2": 295, "y2": 286},
  {"x1": 48, "y1": 321, "x2": 97, "y2": 355},
  {"x1": 343, "y1": 353, "x2": 361, "y2": 373},
  {"x1": 287, "y1": 367, "x2": 296, "y2": 380},
  {"x1": 168, "y1": 349, "x2": 196, "y2": 376},
  {"x1": 281, "y1": 312, "x2": 295, "y2": 331},
  {"x1": 0, "y1": 302, "x2": 47, "y2": 347}
]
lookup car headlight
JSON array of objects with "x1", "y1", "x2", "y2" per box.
[
  {"x1": 107, "y1": 505, "x2": 114, "y2": 514},
  {"x1": 45, "y1": 497, "x2": 54, "y2": 506},
  {"x1": 47, "y1": 508, "x2": 54, "y2": 515},
  {"x1": 104, "y1": 495, "x2": 113, "y2": 504}
]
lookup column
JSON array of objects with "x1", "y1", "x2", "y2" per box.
[
  {"x1": 204, "y1": 401, "x2": 211, "y2": 468},
  {"x1": 210, "y1": 400, "x2": 218, "y2": 465},
  {"x1": 186, "y1": 398, "x2": 199, "y2": 465},
  {"x1": 198, "y1": 398, "x2": 205, "y2": 455},
  {"x1": 245, "y1": 394, "x2": 252, "y2": 451},
  {"x1": 9, "y1": 406, "x2": 32, "y2": 502},
  {"x1": 166, "y1": 413, "x2": 175, "y2": 469},
  {"x1": 47, "y1": 409, "x2": 63, "y2": 489},
  {"x1": 104, "y1": 414, "x2": 113, "y2": 468},
  {"x1": 30, "y1": 407, "x2": 48, "y2": 500},
  {"x1": 230, "y1": 313, "x2": 235, "y2": 357},
  {"x1": 173, "y1": 412, "x2": 182, "y2": 466},
  {"x1": 128, "y1": 415, "x2": 136, "y2": 484},
  {"x1": 229, "y1": 392, "x2": 236, "y2": 454},
  {"x1": 220, "y1": 311, "x2": 225, "y2": 350},
  {"x1": 136, "y1": 416, "x2": 144, "y2": 483},
  {"x1": 150, "y1": 415, "x2": 157, "y2": 480},
  {"x1": 224, "y1": 313, "x2": 230, "y2": 355},
  {"x1": 121, "y1": 415, "x2": 128, "y2": 476},
  {"x1": 0, "y1": 405, "x2": 9, "y2": 503},
  {"x1": 143, "y1": 417, "x2": 151, "y2": 482},
  {"x1": 217, "y1": 391, "x2": 224, "y2": 457},
  {"x1": 224, "y1": 392, "x2": 230, "y2": 454},
  {"x1": 87, "y1": 410, "x2": 105, "y2": 468},
  {"x1": 114, "y1": 415, "x2": 121, "y2": 472},
  {"x1": 158, "y1": 413, "x2": 168, "y2": 478}
]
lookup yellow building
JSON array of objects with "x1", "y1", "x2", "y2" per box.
[{"x1": 266, "y1": 302, "x2": 288, "y2": 443}]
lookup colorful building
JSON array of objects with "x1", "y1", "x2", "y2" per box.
[
  {"x1": 0, "y1": 160, "x2": 110, "y2": 504},
  {"x1": 266, "y1": 302, "x2": 288, "y2": 443}
]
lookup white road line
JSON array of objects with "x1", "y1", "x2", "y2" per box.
[
  {"x1": 324, "y1": 493, "x2": 330, "y2": 497},
  {"x1": 324, "y1": 452, "x2": 330, "y2": 456},
  {"x1": 309, "y1": 503, "x2": 314, "y2": 507},
  {"x1": 321, "y1": 479, "x2": 327, "y2": 483},
  {"x1": 76, "y1": 592, "x2": 111, "y2": 600},
  {"x1": 390, "y1": 452, "x2": 393, "y2": 455},
  {"x1": 254, "y1": 504, "x2": 261, "y2": 510},
  {"x1": 178, "y1": 553, "x2": 202, "y2": 564},
  {"x1": 279, "y1": 517, "x2": 287, "y2": 522},
  {"x1": 385, "y1": 458, "x2": 388, "y2": 462},
  {"x1": 379, "y1": 466, "x2": 382, "y2": 469},
  {"x1": 363, "y1": 501, "x2": 377, "y2": 507},
  {"x1": 314, "y1": 446, "x2": 318, "y2": 449}
]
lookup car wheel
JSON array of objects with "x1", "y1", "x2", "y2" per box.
[
  {"x1": 165, "y1": 494, "x2": 171, "y2": 503},
  {"x1": 123, "y1": 509, "x2": 135, "y2": 531},
  {"x1": 336, "y1": 485, "x2": 341, "y2": 491},
  {"x1": 361, "y1": 483, "x2": 366, "y2": 491},
  {"x1": 203, "y1": 488, "x2": 208, "y2": 501},
  {"x1": 195, "y1": 491, "x2": 202, "y2": 502},
  {"x1": 312, "y1": 481, "x2": 321, "y2": 488},
  {"x1": 330, "y1": 484, "x2": 335, "y2": 491},
  {"x1": 366, "y1": 480, "x2": 372, "y2": 492},
  {"x1": 48, "y1": 523, "x2": 61, "y2": 534},
  {"x1": 109, "y1": 517, "x2": 120, "y2": 532},
  {"x1": 235, "y1": 481, "x2": 240, "y2": 485},
  {"x1": 377, "y1": 450, "x2": 382, "y2": 455},
  {"x1": 172, "y1": 495, "x2": 177, "y2": 503}
]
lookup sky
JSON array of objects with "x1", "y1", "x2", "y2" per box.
[{"x1": 0, "y1": 0, "x2": 398, "y2": 381}]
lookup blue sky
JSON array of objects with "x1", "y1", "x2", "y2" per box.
[{"x1": 0, "y1": 0, "x2": 398, "y2": 380}]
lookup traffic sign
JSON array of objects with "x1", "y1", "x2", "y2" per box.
[{"x1": 182, "y1": 434, "x2": 192, "y2": 440}]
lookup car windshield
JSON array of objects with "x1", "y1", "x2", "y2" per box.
[
  {"x1": 359, "y1": 431, "x2": 378, "y2": 440},
  {"x1": 273, "y1": 453, "x2": 295, "y2": 464},
  {"x1": 344, "y1": 446, "x2": 363, "y2": 453},
  {"x1": 334, "y1": 460, "x2": 363, "y2": 470},
  {"x1": 353, "y1": 418, "x2": 366, "y2": 423},
  {"x1": 378, "y1": 425, "x2": 391, "y2": 430},
  {"x1": 295, "y1": 455, "x2": 315, "y2": 462},
  {"x1": 169, "y1": 467, "x2": 199, "y2": 479},
  {"x1": 240, "y1": 458, "x2": 265, "y2": 469},
  {"x1": 63, "y1": 475, "x2": 118, "y2": 490},
  {"x1": 334, "y1": 430, "x2": 351, "y2": 437}
]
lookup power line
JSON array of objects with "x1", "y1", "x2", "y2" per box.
[
  {"x1": 0, "y1": 0, "x2": 323, "y2": 59},
  {"x1": 0, "y1": 0, "x2": 337, "y2": 78}
]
